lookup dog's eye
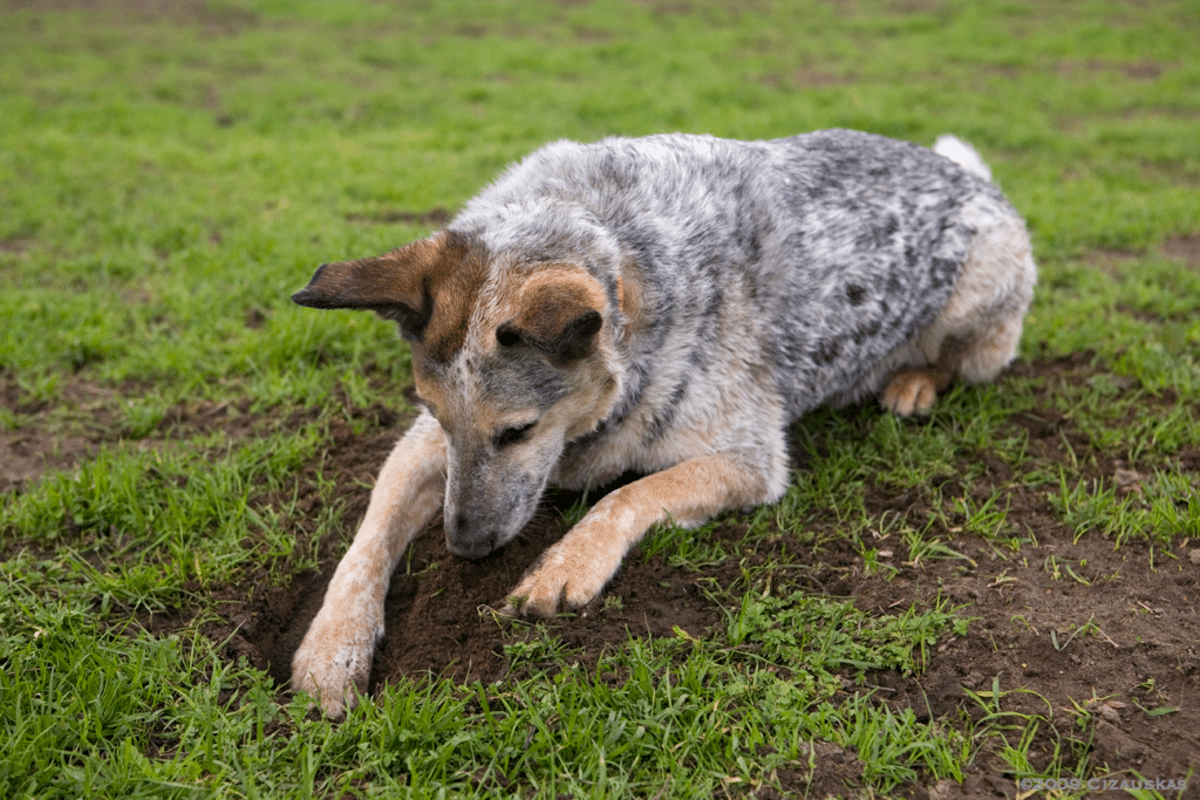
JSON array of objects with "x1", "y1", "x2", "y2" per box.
[{"x1": 492, "y1": 422, "x2": 536, "y2": 448}]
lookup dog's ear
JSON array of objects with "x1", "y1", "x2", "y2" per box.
[
  {"x1": 497, "y1": 272, "x2": 604, "y2": 363},
  {"x1": 291, "y1": 232, "x2": 469, "y2": 341}
]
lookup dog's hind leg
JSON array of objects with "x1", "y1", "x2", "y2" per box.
[
  {"x1": 882, "y1": 208, "x2": 1036, "y2": 417},
  {"x1": 501, "y1": 452, "x2": 775, "y2": 618},
  {"x1": 291, "y1": 411, "x2": 446, "y2": 719}
]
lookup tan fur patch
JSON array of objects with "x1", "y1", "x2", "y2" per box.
[
  {"x1": 294, "y1": 234, "x2": 452, "y2": 314},
  {"x1": 881, "y1": 367, "x2": 952, "y2": 416},
  {"x1": 615, "y1": 257, "x2": 646, "y2": 343},
  {"x1": 513, "y1": 267, "x2": 605, "y2": 334},
  {"x1": 294, "y1": 231, "x2": 491, "y2": 363},
  {"x1": 410, "y1": 358, "x2": 452, "y2": 419},
  {"x1": 418, "y1": 233, "x2": 491, "y2": 363}
]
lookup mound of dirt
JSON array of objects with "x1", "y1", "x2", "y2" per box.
[{"x1": 240, "y1": 466, "x2": 733, "y2": 693}]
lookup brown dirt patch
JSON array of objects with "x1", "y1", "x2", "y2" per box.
[
  {"x1": 1163, "y1": 234, "x2": 1200, "y2": 270},
  {"x1": 1056, "y1": 58, "x2": 1170, "y2": 82},
  {"x1": 0, "y1": 376, "x2": 120, "y2": 494},
  {"x1": 207, "y1": 353, "x2": 1200, "y2": 794},
  {"x1": 1085, "y1": 234, "x2": 1200, "y2": 279},
  {"x1": 235, "y1": 459, "x2": 732, "y2": 693},
  {"x1": 0, "y1": 375, "x2": 305, "y2": 495},
  {"x1": 4, "y1": 0, "x2": 259, "y2": 33},
  {"x1": 344, "y1": 207, "x2": 454, "y2": 227}
]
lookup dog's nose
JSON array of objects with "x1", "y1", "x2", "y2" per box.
[
  {"x1": 445, "y1": 535, "x2": 496, "y2": 560},
  {"x1": 445, "y1": 519, "x2": 498, "y2": 560}
]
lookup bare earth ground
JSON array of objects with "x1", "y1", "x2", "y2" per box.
[{"x1": 6, "y1": 348, "x2": 1197, "y2": 798}]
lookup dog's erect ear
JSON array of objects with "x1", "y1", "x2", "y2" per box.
[
  {"x1": 292, "y1": 232, "x2": 469, "y2": 341},
  {"x1": 496, "y1": 271, "x2": 605, "y2": 363}
]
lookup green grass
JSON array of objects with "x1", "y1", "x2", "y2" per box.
[{"x1": 2, "y1": 0, "x2": 1199, "y2": 797}]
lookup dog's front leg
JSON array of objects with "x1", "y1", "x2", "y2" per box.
[
  {"x1": 291, "y1": 411, "x2": 446, "y2": 718},
  {"x1": 504, "y1": 453, "x2": 771, "y2": 618}
]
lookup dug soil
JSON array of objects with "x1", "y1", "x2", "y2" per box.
[{"x1": 223, "y1": 354, "x2": 1198, "y2": 798}]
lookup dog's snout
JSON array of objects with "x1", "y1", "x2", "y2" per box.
[{"x1": 445, "y1": 517, "x2": 499, "y2": 560}]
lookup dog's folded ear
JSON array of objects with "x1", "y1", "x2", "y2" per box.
[
  {"x1": 497, "y1": 273, "x2": 604, "y2": 363},
  {"x1": 291, "y1": 232, "x2": 469, "y2": 341}
]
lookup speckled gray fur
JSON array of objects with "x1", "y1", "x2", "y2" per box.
[{"x1": 448, "y1": 129, "x2": 1021, "y2": 484}]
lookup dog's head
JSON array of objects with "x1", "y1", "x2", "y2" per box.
[{"x1": 293, "y1": 228, "x2": 626, "y2": 558}]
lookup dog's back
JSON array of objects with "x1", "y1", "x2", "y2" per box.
[{"x1": 452, "y1": 131, "x2": 1024, "y2": 445}]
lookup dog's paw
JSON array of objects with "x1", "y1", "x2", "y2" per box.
[
  {"x1": 881, "y1": 368, "x2": 940, "y2": 417},
  {"x1": 290, "y1": 602, "x2": 382, "y2": 720},
  {"x1": 499, "y1": 542, "x2": 611, "y2": 618}
]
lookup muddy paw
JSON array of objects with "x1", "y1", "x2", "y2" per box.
[{"x1": 290, "y1": 604, "x2": 382, "y2": 720}]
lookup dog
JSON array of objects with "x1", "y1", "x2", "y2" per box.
[{"x1": 290, "y1": 129, "x2": 1036, "y2": 717}]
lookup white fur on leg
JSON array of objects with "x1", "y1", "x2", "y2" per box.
[
  {"x1": 291, "y1": 412, "x2": 447, "y2": 719},
  {"x1": 502, "y1": 452, "x2": 771, "y2": 618}
]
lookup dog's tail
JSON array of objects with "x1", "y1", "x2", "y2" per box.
[{"x1": 933, "y1": 134, "x2": 993, "y2": 183}]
